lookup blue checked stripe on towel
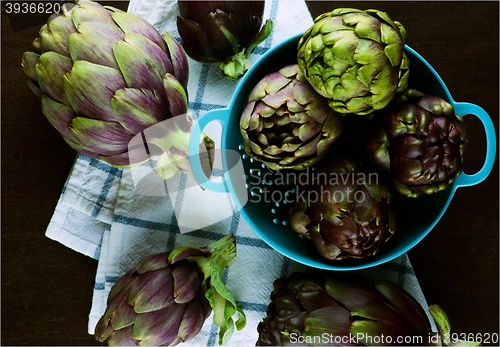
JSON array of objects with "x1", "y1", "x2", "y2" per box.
[{"x1": 43, "y1": 0, "x2": 435, "y2": 345}]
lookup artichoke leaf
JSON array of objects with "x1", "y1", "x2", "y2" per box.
[
  {"x1": 350, "y1": 320, "x2": 413, "y2": 347},
  {"x1": 375, "y1": 280, "x2": 432, "y2": 336},
  {"x1": 107, "y1": 293, "x2": 136, "y2": 331},
  {"x1": 40, "y1": 94, "x2": 77, "y2": 140},
  {"x1": 132, "y1": 304, "x2": 185, "y2": 346},
  {"x1": 303, "y1": 306, "x2": 352, "y2": 340},
  {"x1": 317, "y1": 15, "x2": 348, "y2": 35},
  {"x1": 351, "y1": 303, "x2": 417, "y2": 335},
  {"x1": 324, "y1": 277, "x2": 387, "y2": 310},
  {"x1": 177, "y1": 296, "x2": 211, "y2": 342},
  {"x1": 111, "y1": 88, "x2": 166, "y2": 135},
  {"x1": 39, "y1": 15, "x2": 76, "y2": 56},
  {"x1": 103, "y1": 326, "x2": 137, "y2": 346},
  {"x1": 163, "y1": 73, "x2": 188, "y2": 117},
  {"x1": 21, "y1": 51, "x2": 40, "y2": 81},
  {"x1": 70, "y1": 0, "x2": 114, "y2": 27},
  {"x1": 127, "y1": 269, "x2": 174, "y2": 313},
  {"x1": 298, "y1": 121, "x2": 323, "y2": 143},
  {"x1": 113, "y1": 33, "x2": 173, "y2": 91},
  {"x1": 244, "y1": 19, "x2": 273, "y2": 57},
  {"x1": 35, "y1": 52, "x2": 73, "y2": 104},
  {"x1": 111, "y1": 11, "x2": 168, "y2": 53},
  {"x1": 177, "y1": 16, "x2": 219, "y2": 63},
  {"x1": 69, "y1": 117, "x2": 130, "y2": 155},
  {"x1": 293, "y1": 135, "x2": 320, "y2": 158},
  {"x1": 133, "y1": 254, "x2": 170, "y2": 277},
  {"x1": 206, "y1": 9, "x2": 239, "y2": 56},
  {"x1": 68, "y1": 22, "x2": 124, "y2": 69},
  {"x1": 63, "y1": 60, "x2": 126, "y2": 122},
  {"x1": 163, "y1": 30, "x2": 189, "y2": 90},
  {"x1": 171, "y1": 263, "x2": 201, "y2": 304},
  {"x1": 248, "y1": 73, "x2": 290, "y2": 102},
  {"x1": 239, "y1": 101, "x2": 256, "y2": 129},
  {"x1": 42, "y1": 99, "x2": 124, "y2": 164},
  {"x1": 351, "y1": 12, "x2": 383, "y2": 43}
]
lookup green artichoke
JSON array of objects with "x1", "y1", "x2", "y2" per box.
[
  {"x1": 288, "y1": 157, "x2": 395, "y2": 260},
  {"x1": 177, "y1": 0, "x2": 273, "y2": 79},
  {"x1": 94, "y1": 234, "x2": 246, "y2": 346},
  {"x1": 257, "y1": 272, "x2": 479, "y2": 346},
  {"x1": 21, "y1": 1, "x2": 190, "y2": 168},
  {"x1": 365, "y1": 89, "x2": 467, "y2": 198},
  {"x1": 239, "y1": 64, "x2": 344, "y2": 171},
  {"x1": 297, "y1": 8, "x2": 409, "y2": 116}
]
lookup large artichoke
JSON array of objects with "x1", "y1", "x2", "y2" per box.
[
  {"x1": 257, "y1": 272, "x2": 479, "y2": 346},
  {"x1": 177, "y1": 0, "x2": 273, "y2": 79},
  {"x1": 365, "y1": 89, "x2": 467, "y2": 198},
  {"x1": 288, "y1": 157, "x2": 395, "y2": 260},
  {"x1": 94, "y1": 234, "x2": 246, "y2": 346},
  {"x1": 21, "y1": 1, "x2": 190, "y2": 168},
  {"x1": 239, "y1": 64, "x2": 344, "y2": 171},
  {"x1": 297, "y1": 8, "x2": 409, "y2": 116}
]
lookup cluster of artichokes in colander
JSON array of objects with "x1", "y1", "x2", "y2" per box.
[{"x1": 239, "y1": 8, "x2": 467, "y2": 261}]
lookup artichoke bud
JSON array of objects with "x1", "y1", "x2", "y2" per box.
[
  {"x1": 240, "y1": 64, "x2": 344, "y2": 171},
  {"x1": 177, "y1": 1, "x2": 273, "y2": 79},
  {"x1": 95, "y1": 234, "x2": 246, "y2": 346},
  {"x1": 258, "y1": 272, "x2": 476, "y2": 346},
  {"x1": 297, "y1": 8, "x2": 409, "y2": 116},
  {"x1": 21, "y1": 0, "x2": 204, "y2": 173},
  {"x1": 365, "y1": 89, "x2": 467, "y2": 198},
  {"x1": 288, "y1": 156, "x2": 396, "y2": 261}
]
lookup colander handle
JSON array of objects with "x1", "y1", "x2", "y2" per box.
[
  {"x1": 188, "y1": 108, "x2": 231, "y2": 193},
  {"x1": 453, "y1": 102, "x2": 497, "y2": 187}
]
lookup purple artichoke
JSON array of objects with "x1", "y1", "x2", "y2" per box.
[
  {"x1": 239, "y1": 64, "x2": 344, "y2": 170},
  {"x1": 365, "y1": 89, "x2": 467, "y2": 197},
  {"x1": 288, "y1": 157, "x2": 396, "y2": 260},
  {"x1": 257, "y1": 272, "x2": 478, "y2": 346},
  {"x1": 21, "y1": 1, "x2": 190, "y2": 168},
  {"x1": 177, "y1": 0, "x2": 273, "y2": 79},
  {"x1": 94, "y1": 234, "x2": 246, "y2": 346}
]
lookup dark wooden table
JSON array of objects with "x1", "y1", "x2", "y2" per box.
[{"x1": 2, "y1": 1, "x2": 498, "y2": 345}]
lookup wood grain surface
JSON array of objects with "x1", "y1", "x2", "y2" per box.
[{"x1": 2, "y1": 1, "x2": 498, "y2": 345}]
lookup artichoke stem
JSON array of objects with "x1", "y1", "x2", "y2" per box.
[
  {"x1": 219, "y1": 51, "x2": 250, "y2": 80},
  {"x1": 200, "y1": 234, "x2": 236, "y2": 278},
  {"x1": 149, "y1": 116, "x2": 214, "y2": 181},
  {"x1": 186, "y1": 234, "x2": 246, "y2": 345},
  {"x1": 207, "y1": 234, "x2": 236, "y2": 258},
  {"x1": 219, "y1": 19, "x2": 273, "y2": 80}
]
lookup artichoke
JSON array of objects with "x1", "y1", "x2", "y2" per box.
[
  {"x1": 177, "y1": 0, "x2": 273, "y2": 79},
  {"x1": 257, "y1": 272, "x2": 479, "y2": 346},
  {"x1": 297, "y1": 8, "x2": 409, "y2": 116},
  {"x1": 365, "y1": 89, "x2": 467, "y2": 198},
  {"x1": 239, "y1": 64, "x2": 344, "y2": 171},
  {"x1": 288, "y1": 157, "x2": 395, "y2": 260},
  {"x1": 94, "y1": 234, "x2": 245, "y2": 346},
  {"x1": 21, "y1": 1, "x2": 191, "y2": 169}
]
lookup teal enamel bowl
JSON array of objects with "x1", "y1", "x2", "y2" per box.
[{"x1": 189, "y1": 33, "x2": 497, "y2": 271}]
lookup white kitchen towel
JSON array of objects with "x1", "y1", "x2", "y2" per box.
[
  {"x1": 43, "y1": 0, "x2": 436, "y2": 345},
  {"x1": 45, "y1": 154, "x2": 122, "y2": 259}
]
